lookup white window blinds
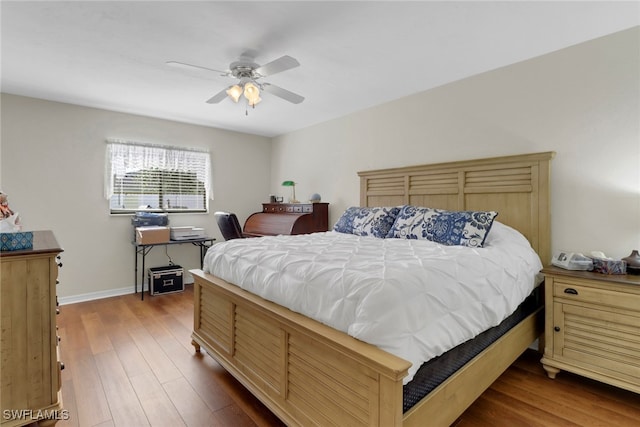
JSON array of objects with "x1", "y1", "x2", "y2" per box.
[{"x1": 105, "y1": 140, "x2": 212, "y2": 213}]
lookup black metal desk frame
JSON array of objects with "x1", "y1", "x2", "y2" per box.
[{"x1": 133, "y1": 237, "x2": 215, "y2": 300}]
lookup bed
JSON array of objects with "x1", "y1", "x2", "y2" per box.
[{"x1": 190, "y1": 151, "x2": 554, "y2": 426}]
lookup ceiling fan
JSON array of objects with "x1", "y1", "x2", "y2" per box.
[{"x1": 166, "y1": 55, "x2": 305, "y2": 109}]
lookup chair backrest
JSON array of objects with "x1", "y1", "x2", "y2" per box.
[{"x1": 214, "y1": 211, "x2": 244, "y2": 241}]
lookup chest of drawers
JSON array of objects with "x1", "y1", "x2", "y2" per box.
[{"x1": 1, "y1": 231, "x2": 64, "y2": 426}]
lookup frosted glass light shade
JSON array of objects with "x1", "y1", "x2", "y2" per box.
[{"x1": 226, "y1": 85, "x2": 242, "y2": 103}]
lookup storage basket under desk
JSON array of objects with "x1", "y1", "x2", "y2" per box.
[{"x1": 148, "y1": 265, "x2": 184, "y2": 295}]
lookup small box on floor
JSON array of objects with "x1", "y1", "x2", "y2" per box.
[{"x1": 148, "y1": 265, "x2": 184, "y2": 295}]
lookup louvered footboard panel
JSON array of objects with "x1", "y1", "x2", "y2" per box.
[
  {"x1": 234, "y1": 306, "x2": 286, "y2": 396},
  {"x1": 287, "y1": 333, "x2": 378, "y2": 426},
  {"x1": 197, "y1": 283, "x2": 234, "y2": 354}
]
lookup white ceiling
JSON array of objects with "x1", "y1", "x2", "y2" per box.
[{"x1": 2, "y1": 1, "x2": 639, "y2": 138}]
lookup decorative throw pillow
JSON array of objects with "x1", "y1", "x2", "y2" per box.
[
  {"x1": 333, "y1": 206, "x2": 401, "y2": 238},
  {"x1": 333, "y1": 207, "x2": 360, "y2": 234},
  {"x1": 386, "y1": 205, "x2": 498, "y2": 248}
]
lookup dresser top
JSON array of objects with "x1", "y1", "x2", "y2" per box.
[{"x1": 0, "y1": 230, "x2": 63, "y2": 258}]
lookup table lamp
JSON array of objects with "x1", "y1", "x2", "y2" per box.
[{"x1": 282, "y1": 180, "x2": 299, "y2": 203}]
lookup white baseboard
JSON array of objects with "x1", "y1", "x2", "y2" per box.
[
  {"x1": 58, "y1": 286, "x2": 135, "y2": 305},
  {"x1": 58, "y1": 280, "x2": 194, "y2": 305}
]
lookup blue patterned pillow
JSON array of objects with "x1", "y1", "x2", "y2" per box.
[
  {"x1": 333, "y1": 206, "x2": 401, "y2": 238},
  {"x1": 386, "y1": 205, "x2": 498, "y2": 247}
]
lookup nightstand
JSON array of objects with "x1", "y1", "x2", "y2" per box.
[{"x1": 540, "y1": 266, "x2": 640, "y2": 393}]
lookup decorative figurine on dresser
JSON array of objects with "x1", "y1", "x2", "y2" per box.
[
  {"x1": 1, "y1": 230, "x2": 66, "y2": 426},
  {"x1": 243, "y1": 201, "x2": 329, "y2": 237}
]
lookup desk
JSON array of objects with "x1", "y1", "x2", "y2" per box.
[
  {"x1": 243, "y1": 202, "x2": 329, "y2": 237},
  {"x1": 133, "y1": 237, "x2": 215, "y2": 300}
]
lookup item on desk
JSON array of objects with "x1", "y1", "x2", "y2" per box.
[
  {"x1": 170, "y1": 226, "x2": 206, "y2": 240},
  {"x1": 309, "y1": 193, "x2": 321, "y2": 203},
  {"x1": 589, "y1": 251, "x2": 626, "y2": 275},
  {"x1": 282, "y1": 180, "x2": 299, "y2": 203},
  {"x1": 551, "y1": 251, "x2": 593, "y2": 271},
  {"x1": 131, "y1": 211, "x2": 169, "y2": 227},
  {"x1": 136, "y1": 226, "x2": 170, "y2": 244}
]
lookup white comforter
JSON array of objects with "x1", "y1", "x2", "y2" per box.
[{"x1": 203, "y1": 221, "x2": 542, "y2": 383}]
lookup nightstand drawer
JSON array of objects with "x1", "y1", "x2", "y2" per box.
[{"x1": 553, "y1": 280, "x2": 640, "y2": 311}]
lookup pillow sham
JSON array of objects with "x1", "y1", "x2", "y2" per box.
[
  {"x1": 333, "y1": 206, "x2": 401, "y2": 238},
  {"x1": 386, "y1": 205, "x2": 498, "y2": 248}
]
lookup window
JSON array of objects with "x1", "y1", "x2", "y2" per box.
[{"x1": 105, "y1": 140, "x2": 212, "y2": 214}]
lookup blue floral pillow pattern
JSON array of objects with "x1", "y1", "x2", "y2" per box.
[
  {"x1": 333, "y1": 206, "x2": 401, "y2": 238},
  {"x1": 333, "y1": 207, "x2": 360, "y2": 234},
  {"x1": 386, "y1": 205, "x2": 498, "y2": 248}
]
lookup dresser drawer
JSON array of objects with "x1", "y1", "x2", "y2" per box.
[{"x1": 553, "y1": 280, "x2": 640, "y2": 312}]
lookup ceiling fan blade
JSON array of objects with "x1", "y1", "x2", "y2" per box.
[
  {"x1": 262, "y1": 83, "x2": 305, "y2": 104},
  {"x1": 255, "y1": 55, "x2": 300, "y2": 77},
  {"x1": 206, "y1": 88, "x2": 229, "y2": 104},
  {"x1": 166, "y1": 61, "x2": 229, "y2": 76}
]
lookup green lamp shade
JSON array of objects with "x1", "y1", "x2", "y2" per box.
[{"x1": 282, "y1": 180, "x2": 295, "y2": 186}]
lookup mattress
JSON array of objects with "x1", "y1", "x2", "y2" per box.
[
  {"x1": 403, "y1": 285, "x2": 542, "y2": 412},
  {"x1": 203, "y1": 222, "x2": 543, "y2": 383}
]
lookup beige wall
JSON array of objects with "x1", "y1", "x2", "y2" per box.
[
  {"x1": 2, "y1": 27, "x2": 638, "y2": 300},
  {"x1": 0, "y1": 94, "x2": 271, "y2": 300},
  {"x1": 271, "y1": 27, "x2": 640, "y2": 261}
]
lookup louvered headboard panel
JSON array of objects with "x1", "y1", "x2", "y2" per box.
[{"x1": 358, "y1": 152, "x2": 555, "y2": 264}]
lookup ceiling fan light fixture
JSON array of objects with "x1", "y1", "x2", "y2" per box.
[
  {"x1": 173, "y1": 55, "x2": 303, "y2": 111},
  {"x1": 248, "y1": 96, "x2": 262, "y2": 107},
  {"x1": 243, "y1": 82, "x2": 260, "y2": 101},
  {"x1": 226, "y1": 84, "x2": 243, "y2": 103}
]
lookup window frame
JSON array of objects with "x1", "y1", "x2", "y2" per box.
[{"x1": 105, "y1": 139, "x2": 212, "y2": 215}]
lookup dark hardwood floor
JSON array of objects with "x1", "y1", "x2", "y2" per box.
[{"x1": 54, "y1": 285, "x2": 639, "y2": 427}]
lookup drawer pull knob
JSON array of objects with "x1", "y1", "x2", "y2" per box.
[
  {"x1": 554, "y1": 326, "x2": 560, "y2": 332},
  {"x1": 564, "y1": 288, "x2": 578, "y2": 295}
]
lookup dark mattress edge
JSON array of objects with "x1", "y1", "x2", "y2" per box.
[{"x1": 403, "y1": 286, "x2": 543, "y2": 412}]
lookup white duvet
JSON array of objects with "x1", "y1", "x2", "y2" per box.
[{"x1": 203, "y1": 221, "x2": 542, "y2": 383}]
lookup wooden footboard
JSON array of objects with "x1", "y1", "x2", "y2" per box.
[
  {"x1": 191, "y1": 269, "x2": 543, "y2": 427},
  {"x1": 191, "y1": 269, "x2": 411, "y2": 427}
]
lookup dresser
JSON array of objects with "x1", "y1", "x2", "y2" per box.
[
  {"x1": 1, "y1": 231, "x2": 64, "y2": 426},
  {"x1": 540, "y1": 266, "x2": 640, "y2": 393},
  {"x1": 243, "y1": 202, "x2": 329, "y2": 237}
]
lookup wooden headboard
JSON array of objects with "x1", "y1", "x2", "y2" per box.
[{"x1": 358, "y1": 152, "x2": 555, "y2": 264}]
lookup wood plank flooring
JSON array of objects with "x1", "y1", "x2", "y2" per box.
[{"x1": 54, "y1": 285, "x2": 640, "y2": 427}]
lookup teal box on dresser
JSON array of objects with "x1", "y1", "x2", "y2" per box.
[{"x1": 0, "y1": 231, "x2": 33, "y2": 251}]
